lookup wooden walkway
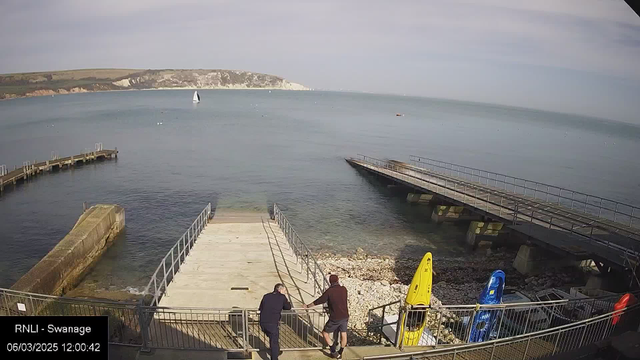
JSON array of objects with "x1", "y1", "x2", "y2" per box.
[
  {"x1": 150, "y1": 209, "x2": 327, "y2": 350},
  {"x1": 0, "y1": 147, "x2": 118, "y2": 194},
  {"x1": 347, "y1": 157, "x2": 640, "y2": 271},
  {"x1": 158, "y1": 210, "x2": 318, "y2": 309}
]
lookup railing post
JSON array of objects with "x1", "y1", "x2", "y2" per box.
[
  {"x1": 162, "y1": 260, "x2": 168, "y2": 296},
  {"x1": 434, "y1": 310, "x2": 442, "y2": 346},
  {"x1": 394, "y1": 307, "x2": 404, "y2": 349},
  {"x1": 522, "y1": 337, "x2": 532, "y2": 360},
  {"x1": 467, "y1": 306, "x2": 479, "y2": 342},
  {"x1": 138, "y1": 304, "x2": 151, "y2": 352},
  {"x1": 379, "y1": 304, "x2": 387, "y2": 344},
  {"x1": 630, "y1": 208, "x2": 635, "y2": 227},
  {"x1": 614, "y1": 203, "x2": 619, "y2": 222},
  {"x1": 171, "y1": 250, "x2": 175, "y2": 278},
  {"x1": 242, "y1": 309, "x2": 250, "y2": 354},
  {"x1": 578, "y1": 323, "x2": 588, "y2": 347},
  {"x1": 552, "y1": 329, "x2": 562, "y2": 355},
  {"x1": 153, "y1": 277, "x2": 158, "y2": 306}
]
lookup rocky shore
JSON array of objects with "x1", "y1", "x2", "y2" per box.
[{"x1": 316, "y1": 248, "x2": 588, "y2": 344}]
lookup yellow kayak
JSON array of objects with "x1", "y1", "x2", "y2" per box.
[{"x1": 399, "y1": 252, "x2": 433, "y2": 346}]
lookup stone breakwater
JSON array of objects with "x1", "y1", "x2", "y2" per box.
[{"x1": 316, "y1": 248, "x2": 588, "y2": 344}]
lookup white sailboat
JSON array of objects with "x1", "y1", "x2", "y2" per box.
[{"x1": 192, "y1": 91, "x2": 201, "y2": 103}]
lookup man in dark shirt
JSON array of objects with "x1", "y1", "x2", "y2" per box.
[
  {"x1": 259, "y1": 283, "x2": 292, "y2": 360},
  {"x1": 303, "y1": 274, "x2": 349, "y2": 359}
]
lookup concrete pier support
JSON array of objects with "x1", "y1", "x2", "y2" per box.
[
  {"x1": 431, "y1": 205, "x2": 481, "y2": 222},
  {"x1": 465, "y1": 221, "x2": 504, "y2": 247},
  {"x1": 406, "y1": 193, "x2": 433, "y2": 204},
  {"x1": 513, "y1": 245, "x2": 578, "y2": 275},
  {"x1": 431, "y1": 205, "x2": 464, "y2": 222}
]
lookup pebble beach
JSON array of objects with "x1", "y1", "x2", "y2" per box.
[{"x1": 316, "y1": 247, "x2": 589, "y2": 344}]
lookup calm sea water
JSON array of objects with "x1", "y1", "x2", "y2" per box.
[{"x1": 1, "y1": 90, "x2": 639, "y2": 293}]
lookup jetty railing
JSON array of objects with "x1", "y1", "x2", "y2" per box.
[
  {"x1": 354, "y1": 155, "x2": 640, "y2": 261},
  {"x1": 364, "y1": 302, "x2": 640, "y2": 360},
  {"x1": 143, "y1": 203, "x2": 212, "y2": 306},
  {"x1": 409, "y1": 155, "x2": 640, "y2": 230},
  {"x1": 273, "y1": 203, "x2": 329, "y2": 296},
  {"x1": 0, "y1": 144, "x2": 118, "y2": 195}
]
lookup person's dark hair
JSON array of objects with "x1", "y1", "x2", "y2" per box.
[
  {"x1": 329, "y1": 274, "x2": 339, "y2": 284},
  {"x1": 274, "y1": 283, "x2": 285, "y2": 292}
]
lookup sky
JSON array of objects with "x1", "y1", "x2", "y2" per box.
[{"x1": 1, "y1": 0, "x2": 639, "y2": 123}]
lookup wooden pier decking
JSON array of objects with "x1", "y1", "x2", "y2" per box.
[
  {"x1": 147, "y1": 209, "x2": 327, "y2": 351},
  {"x1": 0, "y1": 146, "x2": 117, "y2": 194},
  {"x1": 158, "y1": 210, "x2": 318, "y2": 309}
]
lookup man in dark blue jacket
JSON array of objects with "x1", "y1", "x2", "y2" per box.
[{"x1": 259, "y1": 283, "x2": 292, "y2": 360}]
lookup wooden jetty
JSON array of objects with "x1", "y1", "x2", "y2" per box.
[
  {"x1": 0, "y1": 144, "x2": 117, "y2": 194},
  {"x1": 347, "y1": 155, "x2": 640, "y2": 276}
]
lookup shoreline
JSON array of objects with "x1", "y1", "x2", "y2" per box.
[{"x1": 0, "y1": 86, "x2": 313, "y2": 101}]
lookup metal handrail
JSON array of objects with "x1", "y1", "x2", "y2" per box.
[
  {"x1": 353, "y1": 155, "x2": 640, "y2": 260},
  {"x1": 142, "y1": 203, "x2": 212, "y2": 306},
  {"x1": 398, "y1": 158, "x2": 640, "y2": 246},
  {"x1": 364, "y1": 302, "x2": 640, "y2": 359},
  {"x1": 409, "y1": 155, "x2": 640, "y2": 229},
  {"x1": 273, "y1": 203, "x2": 329, "y2": 296},
  {"x1": 4, "y1": 285, "x2": 634, "y2": 354}
]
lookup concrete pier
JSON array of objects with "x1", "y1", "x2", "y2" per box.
[
  {"x1": 406, "y1": 193, "x2": 433, "y2": 204},
  {"x1": 465, "y1": 221, "x2": 504, "y2": 247},
  {"x1": 430, "y1": 205, "x2": 480, "y2": 222},
  {"x1": 512, "y1": 244, "x2": 578, "y2": 275},
  {"x1": 11, "y1": 204, "x2": 125, "y2": 295},
  {"x1": 159, "y1": 210, "x2": 317, "y2": 309}
]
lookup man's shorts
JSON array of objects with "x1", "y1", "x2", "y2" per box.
[{"x1": 323, "y1": 317, "x2": 348, "y2": 333}]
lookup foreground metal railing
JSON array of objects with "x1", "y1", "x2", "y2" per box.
[
  {"x1": 273, "y1": 203, "x2": 329, "y2": 296},
  {"x1": 367, "y1": 291, "x2": 636, "y2": 349},
  {"x1": 143, "y1": 203, "x2": 212, "y2": 306},
  {"x1": 364, "y1": 303, "x2": 640, "y2": 359},
  {"x1": 353, "y1": 155, "x2": 640, "y2": 265},
  {"x1": 409, "y1": 155, "x2": 640, "y2": 229},
  {"x1": 0, "y1": 287, "x2": 142, "y2": 345},
  {"x1": 2, "y1": 284, "x2": 637, "y2": 357},
  {"x1": 139, "y1": 306, "x2": 329, "y2": 351}
]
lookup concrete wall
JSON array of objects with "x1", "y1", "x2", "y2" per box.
[{"x1": 11, "y1": 204, "x2": 125, "y2": 296}]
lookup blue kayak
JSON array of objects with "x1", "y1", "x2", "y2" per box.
[{"x1": 468, "y1": 270, "x2": 505, "y2": 343}]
